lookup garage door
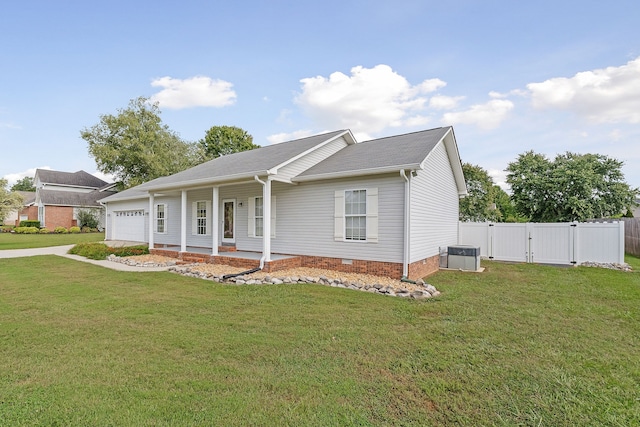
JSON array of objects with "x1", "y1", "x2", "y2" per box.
[{"x1": 112, "y1": 210, "x2": 146, "y2": 242}]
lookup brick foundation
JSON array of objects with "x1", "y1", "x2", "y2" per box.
[{"x1": 151, "y1": 247, "x2": 441, "y2": 280}]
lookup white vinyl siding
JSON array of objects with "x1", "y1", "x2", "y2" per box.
[
  {"x1": 104, "y1": 199, "x2": 149, "y2": 243},
  {"x1": 275, "y1": 175, "x2": 399, "y2": 262},
  {"x1": 155, "y1": 203, "x2": 167, "y2": 233},
  {"x1": 277, "y1": 136, "x2": 350, "y2": 180},
  {"x1": 410, "y1": 141, "x2": 459, "y2": 262},
  {"x1": 248, "y1": 196, "x2": 276, "y2": 238}
]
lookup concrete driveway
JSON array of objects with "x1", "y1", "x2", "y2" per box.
[{"x1": 0, "y1": 244, "x2": 170, "y2": 272}]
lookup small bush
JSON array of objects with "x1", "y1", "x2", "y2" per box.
[
  {"x1": 81, "y1": 226, "x2": 91, "y2": 233},
  {"x1": 39, "y1": 228, "x2": 50, "y2": 234},
  {"x1": 69, "y1": 243, "x2": 149, "y2": 260},
  {"x1": 15, "y1": 226, "x2": 39, "y2": 234},
  {"x1": 54, "y1": 226, "x2": 68, "y2": 234},
  {"x1": 19, "y1": 220, "x2": 40, "y2": 228},
  {"x1": 1, "y1": 225, "x2": 14, "y2": 233},
  {"x1": 76, "y1": 209, "x2": 100, "y2": 229},
  {"x1": 69, "y1": 226, "x2": 81, "y2": 234}
]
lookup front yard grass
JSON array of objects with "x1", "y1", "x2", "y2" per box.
[
  {"x1": 0, "y1": 256, "x2": 638, "y2": 426},
  {"x1": 0, "y1": 232, "x2": 105, "y2": 249}
]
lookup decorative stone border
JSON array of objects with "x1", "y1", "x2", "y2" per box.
[{"x1": 168, "y1": 265, "x2": 441, "y2": 299}]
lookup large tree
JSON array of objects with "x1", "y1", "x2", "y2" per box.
[
  {"x1": 0, "y1": 179, "x2": 24, "y2": 223},
  {"x1": 459, "y1": 163, "x2": 506, "y2": 222},
  {"x1": 10, "y1": 176, "x2": 35, "y2": 192},
  {"x1": 198, "y1": 125, "x2": 259, "y2": 161},
  {"x1": 81, "y1": 97, "x2": 198, "y2": 189},
  {"x1": 506, "y1": 151, "x2": 638, "y2": 222}
]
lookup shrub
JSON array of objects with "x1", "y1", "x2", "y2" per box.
[
  {"x1": 15, "y1": 226, "x2": 39, "y2": 234},
  {"x1": 69, "y1": 226, "x2": 81, "y2": 234},
  {"x1": 81, "y1": 226, "x2": 91, "y2": 233},
  {"x1": 76, "y1": 209, "x2": 100, "y2": 229},
  {"x1": 39, "y1": 228, "x2": 50, "y2": 234},
  {"x1": 19, "y1": 220, "x2": 40, "y2": 228},
  {"x1": 0, "y1": 225, "x2": 14, "y2": 233},
  {"x1": 69, "y1": 243, "x2": 149, "y2": 260},
  {"x1": 54, "y1": 226, "x2": 68, "y2": 234}
]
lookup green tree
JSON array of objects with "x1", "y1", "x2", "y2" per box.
[
  {"x1": 198, "y1": 125, "x2": 259, "y2": 161},
  {"x1": 10, "y1": 176, "x2": 35, "y2": 192},
  {"x1": 506, "y1": 151, "x2": 638, "y2": 222},
  {"x1": 459, "y1": 163, "x2": 503, "y2": 222},
  {"x1": 0, "y1": 178, "x2": 24, "y2": 223},
  {"x1": 81, "y1": 97, "x2": 198, "y2": 189}
]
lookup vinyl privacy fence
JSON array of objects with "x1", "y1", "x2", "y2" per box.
[{"x1": 458, "y1": 222, "x2": 625, "y2": 265}]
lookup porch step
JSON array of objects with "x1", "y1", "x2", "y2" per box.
[{"x1": 218, "y1": 245, "x2": 237, "y2": 252}]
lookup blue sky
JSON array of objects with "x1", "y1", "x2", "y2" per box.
[{"x1": 2, "y1": 0, "x2": 640, "y2": 191}]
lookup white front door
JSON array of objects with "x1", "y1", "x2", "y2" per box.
[{"x1": 222, "y1": 199, "x2": 235, "y2": 244}]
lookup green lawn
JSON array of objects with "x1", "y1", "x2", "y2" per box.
[
  {"x1": 0, "y1": 232, "x2": 105, "y2": 249},
  {"x1": 0, "y1": 256, "x2": 638, "y2": 426}
]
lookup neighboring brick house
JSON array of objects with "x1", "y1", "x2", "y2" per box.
[
  {"x1": 3, "y1": 191, "x2": 35, "y2": 226},
  {"x1": 17, "y1": 169, "x2": 117, "y2": 229}
]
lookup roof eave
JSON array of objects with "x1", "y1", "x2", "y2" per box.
[
  {"x1": 143, "y1": 170, "x2": 270, "y2": 192},
  {"x1": 292, "y1": 164, "x2": 421, "y2": 183}
]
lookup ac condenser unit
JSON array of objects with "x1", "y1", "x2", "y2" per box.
[{"x1": 447, "y1": 245, "x2": 481, "y2": 271}]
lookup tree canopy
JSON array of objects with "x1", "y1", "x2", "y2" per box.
[
  {"x1": 0, "y1": 178, "x2": 24, "y2": 223},
  {"x1": 198, "y1": 125, "x2": 259, "y2": 161},
  {"x1": 505, "y1": 151, "x2": 638, "y2": 222},
  {"x1": 81, "y1": 97, "x2": 199, "y2": 189},
  {"x1": 458, "y1": 163, "x2": 520, "y2": 222},
  {"x1": 10, "y1": 176, "x2": 35, "y2": 192}
]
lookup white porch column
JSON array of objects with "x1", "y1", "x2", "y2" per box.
[
  {"x1": 211, "y1": 187, "x2": 219, "y2": 256},
  {"x1": 181, "y1": 190, "x2": 187, "y2": 253},
  {"x1": 263, "y1": 178, "x2": 272, "y2": 262},
  {"x1": 148, "y1": 193, "x2": 154, "y2": 249}
]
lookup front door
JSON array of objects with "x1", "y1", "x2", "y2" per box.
[{"x1": 222, "y1": 199, "x2": 235, "y2": 243}]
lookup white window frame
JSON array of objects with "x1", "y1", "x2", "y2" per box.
[
  {"x1": 248, "y1": 196, "x2": 276, "y2": 238},
  {"x1": 155, "y1": 203, "x2": 167, "y2": 234},
  {"x1": 192, "y1": 200, "x2": 211, "y2": 236},
  {"x1": 334, "y1": 188, "x2": 378, "y2": 243}
]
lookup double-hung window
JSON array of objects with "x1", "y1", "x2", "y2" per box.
[
  {"x1": 254, "y1": 197, "x2": 264, "y2": 237},
  {"x1": 334, "y1": 188, "x2": 378, "y2": 243},
  {"x1": 345, "y1": 190, "x2": 367, "y2": 240},
  {"x1": 196, "y1": 201, "x2": 207, "y2": 235},
  {"x1": 156, "y1": 204, "x2": 166, "y2": 233}
]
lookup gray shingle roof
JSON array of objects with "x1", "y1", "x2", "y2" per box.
[
  {"x1": 17, "y1": 191, "x2": 36, "y2": 205},
  {"x1": 40, "y1": 189, "x2": 117, "y2": 207},
  {"x1": 37, "y1": 169, "x2": 109, "y2": 189},
  {"x1": 295, "y1": 127, "x2": 451, "y2": 180},
  {"x1": 147, "y1": 130, "x2": 347, "y2": 188}
]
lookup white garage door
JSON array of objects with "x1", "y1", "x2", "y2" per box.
[{"x1": 112, "y1": 210, "x2": 146, "y2": 242}]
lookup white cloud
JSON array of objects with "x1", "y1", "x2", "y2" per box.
[
  {"x1": 488, "y1": 168, "x2": 509, "y2": 192},
  {"x1": 0, "y1": 122, "x2": 21, "y2": 130},
  {"x1": 295, "y1": 64, "x2": 445, "y2": 136},
  {"x1": 442, "y1": 99, "x2": 514, "y2": 130},
  {"x1": 527, "y1": 57, "x2": 640, "y2": 123},
  {"x1": 266, "y1": 129, "x2": 315, "y2": 144},
  {"x1": 3, "y1": 167, "x2": 49, "y2": 187},
  {"x1": 92, "y1": 171, "x2": 115, "y2": 183},
  {"x1": 429, "y1": 95, "x2": 465, "y2": 110},
  {"x1": 149, "y1": 76, "x2": 237, "y2": 109}
]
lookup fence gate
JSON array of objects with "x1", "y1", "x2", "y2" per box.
[{"x1": 459, "y1": 222, "x2": 624, "y2": 265}]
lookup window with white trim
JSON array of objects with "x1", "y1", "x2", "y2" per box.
[
  {"x1": 156, "y1": 204, "x2": 166, "y2": 233},
  {"x1": 345, "y1": 190, "x2": 367, "y2": 240},
  {"x1": 334, "y1": 188, "x2": 378, "y2": 243},
  {"x1": 254, "y1": 196, "x2": 264, "y2": 237},
  {"x1": 248, "y1": 196, "x2": 276, "y2": 238},
  {"x1": 196, "y1": 201, "x2": 207, "y2": 235}
]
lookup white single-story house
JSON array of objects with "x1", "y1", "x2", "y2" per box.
[{"x1": 99, "y1": 127, "x2": 467, "y2": 280}]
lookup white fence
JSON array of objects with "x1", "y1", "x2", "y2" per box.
[{"x1": 458, "y1": 222, "x2": 625, "y2": 265}]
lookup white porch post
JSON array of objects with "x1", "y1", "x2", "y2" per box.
[
  {"x1": 181, "y1": 190, "x2": 187, "y2": 253},
  {"x1": 263, "y1": 178, "x2": 272, "y2": 262},
  {"x1": 211, "y1": 187, "x2": 219, "y2": 256},
  {"x1": 148, "y1": 193, "x2": 154, "y2": 249}
]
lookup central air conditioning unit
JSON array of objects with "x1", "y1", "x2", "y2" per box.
[{"x1": 447, "y1": 245, "x2": 481, "y2": 271}]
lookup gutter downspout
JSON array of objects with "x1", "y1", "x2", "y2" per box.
[
  {"x1": 254, "y1": 175, "x2": 271, "y2": 270},
  {"x1": 400, "y1": 169, "x2": 411, "y2": 280}
]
